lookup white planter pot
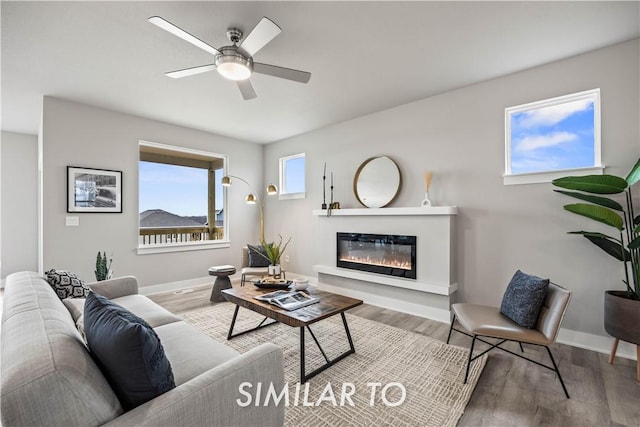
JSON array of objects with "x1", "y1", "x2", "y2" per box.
[{"x1": 268, "y1": 264, "x2": 281, "y2": 276}]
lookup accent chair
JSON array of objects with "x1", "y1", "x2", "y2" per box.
[{"x1": 447, "y1": 282, "x2": 572, "y2": 398}]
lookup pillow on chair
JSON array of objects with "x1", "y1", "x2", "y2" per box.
[
  {"x1": 500, "y1": 270, "x2": 549, "y2": 328},
  {"x1": 247, "y1": 244, "x2": 270, "y2": 267}
]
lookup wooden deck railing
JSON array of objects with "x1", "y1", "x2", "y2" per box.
[{"x1": 139, "y1": 226, "x2": 224, "y2": 245}]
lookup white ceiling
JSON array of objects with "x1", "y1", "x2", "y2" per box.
[{"x1": 2, "y1": 1, "x2": 639, "y2": 144}]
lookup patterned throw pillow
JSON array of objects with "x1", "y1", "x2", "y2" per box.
[
  {"x1": 84, "y1": 292, "x2": 176, "y2": 410},
  {"x1": 45, "y1": 269, "x2": 90, "y2": 299},
  {"x1": 500, "y1": 270, "x2": 550, "y2": 329},
  {"x1": 247, "y1": 244, "x2": 271, "y2": 267}
]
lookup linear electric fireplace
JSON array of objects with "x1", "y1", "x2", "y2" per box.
[{"x1": 337, "y1": 232, "x2": 417, "y2": 279}]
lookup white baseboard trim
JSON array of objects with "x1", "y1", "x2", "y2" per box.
[
  {"x1": 139, "y1": 275, "x2": 240, "y2": 296},
  {"x1": 557, "y1": 328, "x2": 637, "y2": 361}
]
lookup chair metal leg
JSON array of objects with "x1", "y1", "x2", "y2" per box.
[
  {"x1": 464, "y1": 335, "x2": 476, "y2": 384},
  {"x1": 545, "y1": 345, "x2": 570, "y2": 399},
  {"x1": 519, "y1": 342, "x2": 525, "y2": 353},
  {"x1": 446, "y1": 314, "x2": 456, "y2": 344},
  {"x1": 241, "y1": 273, "x2": 246, "y2": 287},
  {"x1": 609, "y1": 338, "x2": 619, "y2": 364}
]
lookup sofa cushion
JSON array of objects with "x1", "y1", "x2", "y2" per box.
[
  {"x1": 62, "y1": 298, "x2": 85, "y2": 321},
  {"x1": 84, "y1": 292, "x2": 176, "y2": 410},
  {"x1": 45, "y1": 269, "x2": 90, "y2": 299},
  {"x1": 111, "y1": 294, "x2": 182, "y2": 328},
  {"x1": 500, "y1": 270, "x2": 549, "y2": 328},
  {"x1": 248, "y1": 244, "x2": 271, "y2": 267},
  {"x1": 1, "y1": 272, "x2": 123, "y2": 427},
  {"x1": 62, "y1": 298, "x2": 87, "y2": 339},
  {"x1": 154, "y1": 321, "x2": 240, "y2": 385}
]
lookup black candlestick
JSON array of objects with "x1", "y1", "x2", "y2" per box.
[
  {"x1": 330, "y1": 171, "x2": 334, "y2": 206},
  {"x1": 322, "y1": 162, "x2": 327, "y2": 209}
]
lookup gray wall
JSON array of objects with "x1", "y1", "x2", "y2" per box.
[
  {"x1": 264, "y1": 39, "x2": 640, "y2": 337},
  {"x1": 41, "y1": 97, "x2": 264, "y2": 287},
  {"x1": 1, "y1": 131, "x2": 38, "y2": 280}
]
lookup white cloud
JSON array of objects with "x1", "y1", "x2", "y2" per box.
[
  {"x1": 517, "y1": 99, "x2": 593, "y2": 128},
  {"x1": 511, "y1": 157, "x2": 561, "y2": 173},
  {"x1": 515, "y1": 131, "x2": 578, "y2": 152}
]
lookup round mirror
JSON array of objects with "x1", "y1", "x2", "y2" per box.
[{"x1": 353, "y1": 156, "x2": 401, "y2": 208}]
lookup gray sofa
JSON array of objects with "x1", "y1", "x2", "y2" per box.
[{"x1": 1, "y1": 271, "x2": 285, "y2": 427}]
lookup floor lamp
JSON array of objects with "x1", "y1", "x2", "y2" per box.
[{"x1": 222, "y1": 175, "x2": 277, "y2": 244}]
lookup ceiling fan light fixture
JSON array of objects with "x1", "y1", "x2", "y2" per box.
[{"x1": 216, "y1": 52, "x2": 253, "y2": 81}]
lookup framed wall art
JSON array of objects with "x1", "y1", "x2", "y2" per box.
[{"x1": 67, "y1": 166, "x2": 122, "y2": 213}]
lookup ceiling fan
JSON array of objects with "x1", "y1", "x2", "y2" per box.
[{"x1": 149, "y1": 16, "x2": 311, "y2": 100}]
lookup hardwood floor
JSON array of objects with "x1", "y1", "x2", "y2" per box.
[{"x1": 151, "y1": 283, "x2": 640, "y2": 426}]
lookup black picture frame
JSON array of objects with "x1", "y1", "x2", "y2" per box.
[{"x1": 67, "y1": 166, "x2": 122, "y2": 213}]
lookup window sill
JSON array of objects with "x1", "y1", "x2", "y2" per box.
[
  {"x1": 279, "y1": 192, "x2": 305, "y2": 200},
  {"x1": 137, "y1": 240, "x2": 230, "y2": 255},
  {"x1": 503, "y1": 166, "x2": 604, "y2": 186}
]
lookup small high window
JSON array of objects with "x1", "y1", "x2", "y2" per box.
[
  {"x1": 279, "y1": 153, "x2": 305, "y2": 199},
  {"x1": 504, "y1": 88, "x2": 602, "y2": 185}
]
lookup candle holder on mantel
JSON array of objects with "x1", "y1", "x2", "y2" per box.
[
  {"x1": 326, "y1": 171, "x2": 341, "y2": 215},
  {"x1": 321, "y1": 162, "x2": 327, "y2": 209}
]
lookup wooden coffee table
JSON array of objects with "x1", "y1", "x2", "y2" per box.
[{"x1": 222, "y1": 286, "x2": 363, "y2": 383}]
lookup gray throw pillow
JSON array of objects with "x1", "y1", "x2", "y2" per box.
[
  {"x1": 247, "y1": 244, "x2": 270, "y2": 267},
  {"x1": 45, "y1": 269, "x2": 90, "y2": 299},
  {"x1": 500, "y1": 270, "x2": 549, "y2": 329},
  {"x1": 84, "y1": 292, "x2": 175, "y2": 410}
]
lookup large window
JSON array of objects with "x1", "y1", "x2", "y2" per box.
[
  {"x1": 504, "y1": 88, "x2": 602, "y2": 185},
  {"x1": 138, "y1": 141, "x2": 227, "y2": 253},
  {"x1": 279, "y1": 153, "x2": 305, "y2": 199}
]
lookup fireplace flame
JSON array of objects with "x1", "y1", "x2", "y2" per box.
[{"x1": 339, "y1": 255, "x2": 412, "y2": 270}]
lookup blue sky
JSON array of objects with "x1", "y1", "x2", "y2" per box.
[
  {"x1": 284, "y1": 156, "x2": 305, "y2": 193},
  {"x1": 510, "y1": 98, "x2": 595, "y2": 174},
  {"x1": 139, "y1": 162, "x2": 223, "y2": 216}
]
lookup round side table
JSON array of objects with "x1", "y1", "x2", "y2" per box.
[{"x1": 208, "y1": 266, "x2": 236, "y2": 302}]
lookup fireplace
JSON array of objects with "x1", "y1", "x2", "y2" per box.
[{"x1": 336, "y1": 232, "x2": 417, "y2": 279}]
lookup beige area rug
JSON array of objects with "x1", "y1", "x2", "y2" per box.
[{"x1": 181, "y1": 303, "x2": 486, "y2": 427}]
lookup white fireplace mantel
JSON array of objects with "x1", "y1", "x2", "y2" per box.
[
  {"x1": 312, "y1": 206, "x2": 457, "y2": 216},
  {"x1": 311, "y1": 205, "x2": 457, "y2": 322},
  {"x1": 313, "y1": 265, "x2": 457, "y2": 296}
]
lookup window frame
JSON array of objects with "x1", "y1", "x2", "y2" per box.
[
  {"x1": 278, "y1": 152, "x2": 306, "y2": 200},
  {"x1": 137, "y1": 140, "x2": 229, "y2": 255},
  {"x1": 504, "y1": 88, "x2": 603, "y2": 185}
]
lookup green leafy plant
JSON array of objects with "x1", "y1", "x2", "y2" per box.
[
  {"x1": 552, "y1": 159, "x2": 640, "y2": 300},
  {"x1": 259, "y1": 235, "x2": 292, "y2": 266},
  {"x1": 94, "y1": 251, "x2": 113, "y2": 282}
]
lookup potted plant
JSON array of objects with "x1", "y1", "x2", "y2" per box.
[
  {"x1": 260, "y1": 235, "x2": 291, "y2": 277},
  {"x1": 552, "y1": 159, "x2": 640, "y2": 358},
  {"x1": 94, "y1": 251, "x2": 113, "y2": 281}
]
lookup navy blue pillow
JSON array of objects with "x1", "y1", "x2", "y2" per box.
[
  {"x1": 248, "y1": 244, "x2": 270, "y2": 267},
  {"x1": 500, "y1": 270, "x2": 549, "y2": 329},
  {"x1": 84, "y1": 292, "x2": 175, "y2": 410}
]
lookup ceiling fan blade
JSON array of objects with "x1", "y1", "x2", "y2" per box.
[
  {"x1": 149, "y1": 16, "x2": 220, "y2": 56},
  {"x1": 165, "y1": 64, "x2": 216, "y2": 79},
  {"x1": 253, "y1": 63, "x2": 311, "y2": 84},
  {"x1": 237, "y1": 80, "x2": 257, "y2": 100},
  {"x1": 237, "y1": 17, "x2": 281, "y2": 57}
]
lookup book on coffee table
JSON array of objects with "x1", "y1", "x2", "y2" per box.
[{"x1": 254, "y1": 290, "x2": 319, "y2": 311}]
